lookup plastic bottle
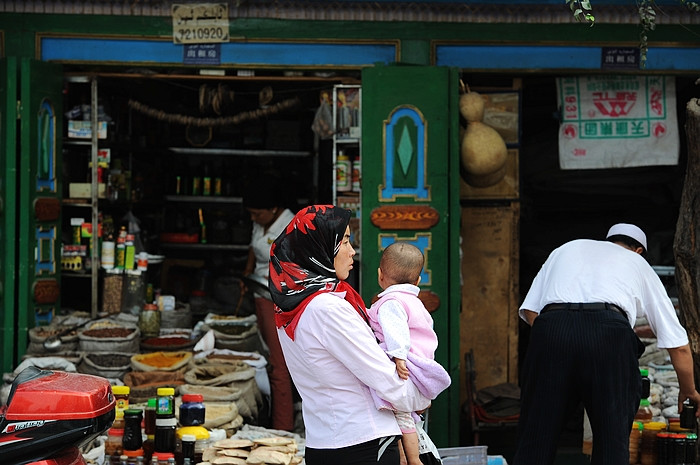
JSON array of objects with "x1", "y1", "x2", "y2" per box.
[
  {"x1": 336, "y1": 150, "x2": 351, "y2": 192},
  {"x1": 179, "y1": 394, "x2": 205, "y2": 426},
  {"x1": 636, "y1": 399, "x2": 653, "y2": 423},
  {"x1": 101, "y1": 234, "x2": 115, "y2": 269},
  {"x1": 629, "y1": 421, "x2": 643, "y2": 464},
  {"x1": 641, "y1": 421, "x2": 667, "y2": 465},
  {"x1": 105, "y1": 427, "x2": 124, "y2": 459},
  {"x1": 176, "y1": 426, "x2": 210, "y2": 464},
  {"x1": 115, "y1": 227, "x2": 127, "y2": 271},
  {"x1": 123, "y1": 408, "x2": 143, "y2": 451},
  {"x1": 351, "y1": 154, "x2": 361, "y2": 191},
  {"x1": 124, "y1": 234, "x2": 136, "y2": 270},
  {"x1": 155, "y1": 388, "x2": 176, "y2": 453},
  {"x1": 641, "y1": 368, "x2": 651, "y2": 399},
  {"x1": 111, "y1": 385, "x2": 130, "y2": 429},
  {"x1": 180, "y1": 434, "x2": 196, "y2": 465}
]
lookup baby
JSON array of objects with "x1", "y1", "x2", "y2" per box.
[{"x1": 368, "y1": 242, "x2": 450, "y2": 465}]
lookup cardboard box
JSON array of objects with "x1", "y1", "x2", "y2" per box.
[
  {"x1": 68, "y1": 120, "x2": 108, "y2": 139},
  {"x1": 69, "y1": 183, "x2": 106, "y2": 199}
]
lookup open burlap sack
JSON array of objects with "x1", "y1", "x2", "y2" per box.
[
  {"x1": 123, "y1": 368, "x2": 187, "y2": 403},
  {"x1": 180, "y1": 364, "x2": 262, "y2": 423}
]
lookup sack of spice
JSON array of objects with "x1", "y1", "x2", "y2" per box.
[
  {"x1": 131, "y1": 350, "x2": 193, "y2": 372},
  {"x1": 78, "y1": 319, "x2": 140, "y2": 353},
  {"x1": 78, "y1": 351, "x2": 132, "y2": 380}
]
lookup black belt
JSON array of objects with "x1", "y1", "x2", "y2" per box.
[{"x1": 541, "y1": 302, "x2": 627, "y2": 318}]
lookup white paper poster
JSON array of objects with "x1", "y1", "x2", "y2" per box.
[{"x1": 557, "y1": 75, "x2": 679, "y2": 169}]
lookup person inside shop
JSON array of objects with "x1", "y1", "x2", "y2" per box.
[
  {"x1": 242, "y1": 176, "x2": 296, "y2": 432},
  {"x1": 269, "y1": 205, "x2": 431, "y2": 465},
  {"x1": 514, "y1": 223, "x2": 700, "y2": 465},
  {"x1": 368, "y1": 242, "x2": 451, "y2": 465}
]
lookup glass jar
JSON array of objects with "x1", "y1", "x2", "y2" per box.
[
  {"x1": 154, "y1": 417, "x2": 177, "y2": 453},
  {"x1": 139, "y1": 304, "x2": 161, "y2": 338},
  {"x1": 105, "y1": 427, "x2": 125, "y2": 459},
  {"x1": 179, "y1": 394, "x2": 205, "y2": 426}
]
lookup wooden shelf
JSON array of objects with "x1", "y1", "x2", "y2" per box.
[{"x1": 159, "y1": 243, "x2": 248, "y2": 252}]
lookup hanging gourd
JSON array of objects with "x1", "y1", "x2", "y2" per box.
[{"x1": 459, "y1": 83, "x2": 508, "y2": 187}]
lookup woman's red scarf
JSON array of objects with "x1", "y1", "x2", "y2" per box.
[
  {"x1": 268, "y1": 205, "x2": 368, "y2": 339},
  {"x1": 275, "y1": 280, "x2": 368, "y2": 340}
]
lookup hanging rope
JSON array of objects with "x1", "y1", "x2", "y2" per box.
[{"x1": 127, "y1": 96, "x2": 301, "y2": 127}]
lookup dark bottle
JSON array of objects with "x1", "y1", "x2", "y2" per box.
[
  {"x1": 154, "y1": 388, "x2": 176, "y2": 453},
  {"x1": 641, "y1": 368, "x2": 651, "y2": 399},
  {"x1": 123, "y1": 409, "x2": 144, "y2": 451},
  {"x1": 681, "y1": 400, "x2": 697, "y2": 430}
]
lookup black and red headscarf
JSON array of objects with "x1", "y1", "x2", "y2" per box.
[{"x1": 268, "y1": 205, "x2": 369, "y2": 339}]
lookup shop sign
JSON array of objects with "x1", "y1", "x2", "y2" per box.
[
  {"x1": 183, "y1": 44, "x2": 222, "y2": 65},
  {"x1": 172, "y1": 3, "x2": 229, "y2": 44},
  {"x1": 601, "y1": 47, "x2": 640, "y2": 70},
  {"x1": 556, "y1": 75, "x2": 679, "y2": 169}
]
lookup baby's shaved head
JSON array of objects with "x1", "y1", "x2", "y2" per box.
[{"x1": 380, "y1": 242, "x2": 424, "y2": 285}]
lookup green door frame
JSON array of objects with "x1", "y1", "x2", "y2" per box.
[
  {"x1": 360, "y1": 64, "x2": 461, "y2": 446},
  {"x1": 1, "y1": 58, "x2": 18, "y2": 373}
]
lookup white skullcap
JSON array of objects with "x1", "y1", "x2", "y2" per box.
[{"x1": 606, "y1": 223, "x2": 647, "y2": 251}]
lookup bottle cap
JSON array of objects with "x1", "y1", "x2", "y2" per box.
[
  {"x1": 182, "y1": 394, "x2": 204, "y2": 403},
  {"x1": 112, "y1": 385, "x2": 130, "y2": 395},
  {"x1": 176, "y1": 425, "x2": 210, "y2": 440},
  {"x1": 157, "y1": 387, "x2": 175, "y2": 396},
  {"x1": 640, "y1": 399, "x2": 650, "y2": 406},
  {"x1": 148, "y1": 398, "x2": 157, "y2": 408},
  {"x1": 181, "y1": 434, "x2": 197, "y2": 442}
]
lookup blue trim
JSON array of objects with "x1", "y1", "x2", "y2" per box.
[
  {"x1": 40, "y1": 37, "x2": 396, "y2": 67},
  {"x1": 436, "y1": 44, "x2": 700, "y2": 71},
  {"x1": 381, "y1": 106, "x2": 429, "y2": 201}
]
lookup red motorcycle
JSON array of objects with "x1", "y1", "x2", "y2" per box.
[{"x1": 0, "y1": 366, "x2": 115, "y2": 465}]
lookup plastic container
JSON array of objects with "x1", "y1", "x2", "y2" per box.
[
  {"x1": 635, "y1": 399, "x2": 653, "y2": 423},
  {"x1": 123, "y1": 408, "x2": 143, "y2": 451},
  {"x1": 105, "y1": 427, "x2": 125, "y2": 459},
  {"x1": 437, "y1": 446, "x2": 488, "y2": 465},
  {"x1": 112, "y1": 385, "x2": 130, "y2": 429},
  {"x1": 681, "y1": 400, "x2": 697, "y2": 430},
  {"x1": 145, "y1": 398, "x2": 157, "y2": 436},
  {"x1": 139, "y1": 304, "x2": 161, "y2": 338},
  {"x1": 641, "y1": 421, "x2": 667, "y2": 465},
  {"x1": 155, "y1": 387, "x2": 176, "y2": 453},
  {"x1": 179, "y1": 394, "x2": 205, "y2": 426},
  {"x1": 176, "y1": 425, "x2": 210, "y2": 463},
  {"x1": 336, "y1": 151, "x2": 351, "y2": 192},
  {"x1": 629, "y1": 421, "x2": 643, "y2": 464}
]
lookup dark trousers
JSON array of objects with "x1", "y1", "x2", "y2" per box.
[
  {"x1": 305, "y1": 436, "x2": 400, "y2": 465},
  {"x1": 513, "y1": 307, "x2": 643, "y2": 465}
]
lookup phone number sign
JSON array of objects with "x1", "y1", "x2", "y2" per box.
[{"x1": 172, "y1": 3, "x2": 229, "y2": 44}]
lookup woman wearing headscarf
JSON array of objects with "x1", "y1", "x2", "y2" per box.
[{"x1": 269, "y1": 205, "x2": 431, "y2": 465}]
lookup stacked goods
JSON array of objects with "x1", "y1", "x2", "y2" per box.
[
  {"x1": 459, "y1": 83, "x2": 508, "y2": 187},
  {"x1": 202, "y1": 436, "x2": 302, "y2": 465}
]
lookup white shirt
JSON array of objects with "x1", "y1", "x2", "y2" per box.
[
  {"x1": 277, "y1": 291, "x2": 431, "y2": 449},
  {"x1": 520, "y1": 239, "x2": 688, "y2": 349},
  {"x1": 250, "y1": 208, "x2": 295, "y2": 278}
]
